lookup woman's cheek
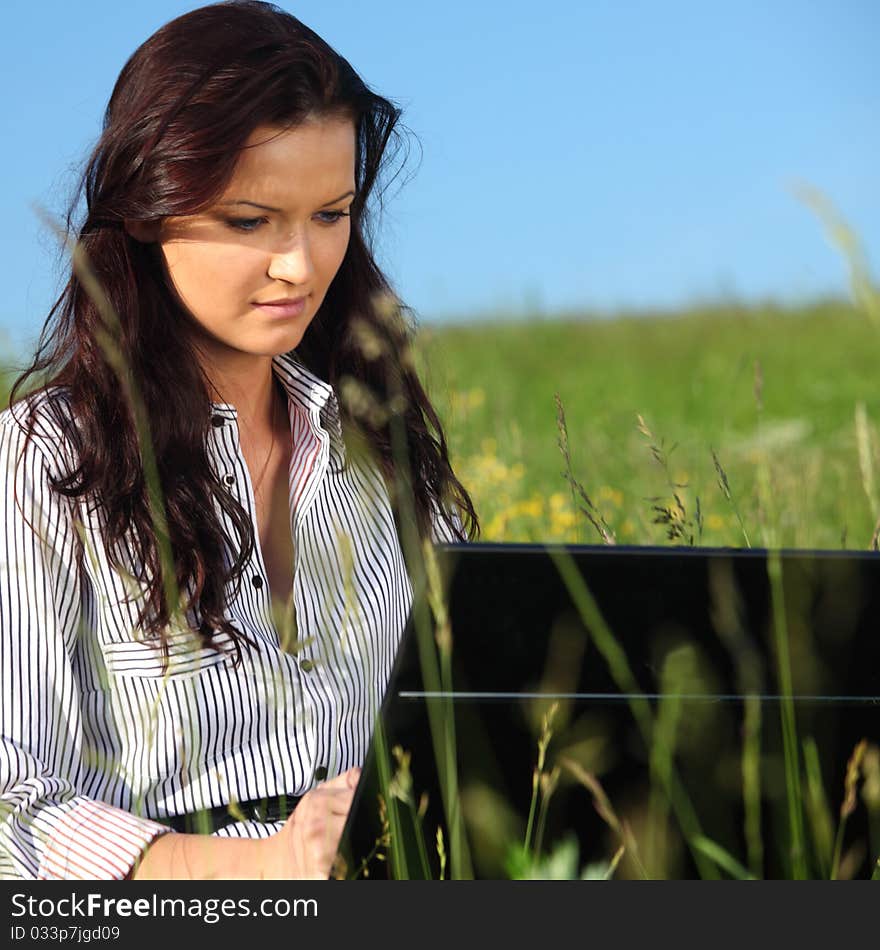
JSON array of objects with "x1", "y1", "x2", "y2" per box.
[
  {"x1": 322, "y1": 226, "x2": 351, "y2": 283},
  {"x1": 184, "y1": 243, "x2": 260, "y2": 308}
]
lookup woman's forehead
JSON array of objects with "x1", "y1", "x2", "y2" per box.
[{"x1": 224, "y1": 119, "x2": 357, "y2": 200}]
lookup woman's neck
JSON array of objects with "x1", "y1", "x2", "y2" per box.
[{"x1": 198, "y1": 349, "x2": 280, "y2": 436}]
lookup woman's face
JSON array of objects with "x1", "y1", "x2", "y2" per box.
[{"x1": 155, "y1": 116, "x2": 356, "y2": 363}]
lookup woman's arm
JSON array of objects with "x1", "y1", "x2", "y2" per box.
[{"x1": 0, "y1": 414, "x2": 170, "y2": 878}]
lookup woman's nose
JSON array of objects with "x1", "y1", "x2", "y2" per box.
[{"x1": 267, "y1": 238, "x2": 315, "y2": 285}]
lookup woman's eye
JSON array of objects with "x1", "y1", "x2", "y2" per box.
[
  {"x1": 226, "y1": 217, "x2": 266, "y2": 232},
  {"x1": 315, "y1": 210, "x2": 351, "y2": 225},
  {"x1": 224, "y1": 211, "x2": 350, "y2": 231}
]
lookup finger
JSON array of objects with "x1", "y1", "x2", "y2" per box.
[
  {"x1": 321, "y1": 787, "x2": 357, "y2": 815},
  {"x1": 306, "y1": 783, "x2": 356, "y2": 803},
  {"x1": 316, "y1": 818, "x2": 349, "y2": 853},
  {"x1": 315, "y1": 767, "x2": 361, "y2": 790},
  {"x1": 327, "y1": 798, "x2": 355, "y2": 817},
  {"x1": 294, "y1": 785, "x2": 355, "y2": 819}
]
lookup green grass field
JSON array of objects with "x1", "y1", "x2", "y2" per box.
[
  {"x1": 418, "y1": 298, "x2": 880, "y2": 550},
  {"x1": 4, "y1": 297, "x2": 877, "y2": 550}
]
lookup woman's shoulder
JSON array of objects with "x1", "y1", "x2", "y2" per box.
[{"x1": 0, "y1": 385, "x2": 80, "y2": 473}]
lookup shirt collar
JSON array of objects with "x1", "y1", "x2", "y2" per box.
[{"x1": 209, "y1": 351, "x2": 344, "y2": 450}]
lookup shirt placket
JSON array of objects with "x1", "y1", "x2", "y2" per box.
[
  {"x1": 207, "y1": 406, "x2": 282, "y2": 649},
  {"x1": 286, "y1": 403, "x2": 336, "y2": 786},
  {"x1": 210, "y1": 382, "x2": 338, "y2": 790}
]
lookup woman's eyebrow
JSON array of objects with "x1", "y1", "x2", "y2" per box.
[
  {"x1": 319, "y1": 190, "x2": 356, "y2": 206},
  {"x1": 218, "y1": 190, "x2": 356, "y2": 213}
]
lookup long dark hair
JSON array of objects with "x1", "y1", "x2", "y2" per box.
[{"x1": 9, "y1": 0, "x2": 478, "y2": 653}]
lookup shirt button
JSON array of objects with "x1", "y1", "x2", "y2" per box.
[
  {"x1": 299, "y1": 659, "x2": 314, "y2": 673},
  {"x1": 251, "y1": 575, "x2": 263, "y2": 589},
  {"x1": 314, "y1": 765, "x2": 328, "y2": 781},
  {"x1": 211, "y1": 415, "x2": 226, "y2": 428},
  {"x1": 223, "y1": 474, "x2": 236, "y2": 486}
]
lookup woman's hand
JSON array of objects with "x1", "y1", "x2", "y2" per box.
[
  {"x1": 132, "y1": 768, "x2": 362, "y2": 880},
  {"x1": 262, "y1": 767, "x2": 361, "y2": 879}
]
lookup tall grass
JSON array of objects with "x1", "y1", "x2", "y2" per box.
[{"x1": 378, "y1": 211, "x2": 880, "y2": 877}]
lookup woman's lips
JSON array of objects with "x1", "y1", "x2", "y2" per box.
[{"x1": 254, "y1": 297, "x2": 308, "y2": 318}]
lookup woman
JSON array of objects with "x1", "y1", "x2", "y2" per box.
[{"x1": 0, "y1": 0, "x2": 477, "y2": 880}]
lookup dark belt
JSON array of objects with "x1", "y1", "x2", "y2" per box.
[{"x1": 162, "y1": 794, "x2": 302, "y2": 834}]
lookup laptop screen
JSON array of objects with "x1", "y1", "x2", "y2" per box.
[{"x1": 335, "y1": 543, "x2": 880, "y2": 880}]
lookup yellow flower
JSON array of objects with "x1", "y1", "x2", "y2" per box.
[
  {"x1": 549, "y1": 492, "x2": 568, "y2": 511},
  {"x1": 598, "y1": 485, "x2": 624, "y2": 507},
  {"x1": 450, "y1": 388, "x2": 486, "y2": 417},
  {"x1": 551, "y1": 510, "x2": 577, "y2": 531},
  {"x1": 518, "y1": 496, "x2": 543, "y2": 519},
  {"x1": 484, "y1": 513, "x2": 509, "y2": 540}
]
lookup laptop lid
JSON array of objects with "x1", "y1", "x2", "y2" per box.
[{"x1": 336, "y1": 543, "x2": 880, "y2": 879}]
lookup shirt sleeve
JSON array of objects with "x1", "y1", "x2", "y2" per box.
[{"x1": 0, "y1": 415, "x2": 171, "y2": 879}]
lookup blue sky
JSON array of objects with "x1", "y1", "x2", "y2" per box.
[{"x1": 1, "y1": 0, "x2": 877, "y2": 354}]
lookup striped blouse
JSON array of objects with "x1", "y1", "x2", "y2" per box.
[{"x1": 0, "y1": 352, "x2": 456, "y2": 880}]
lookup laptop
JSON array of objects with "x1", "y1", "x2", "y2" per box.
[{"x1": 335, "y1": 543, "x2": 880, "y2": 880}]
